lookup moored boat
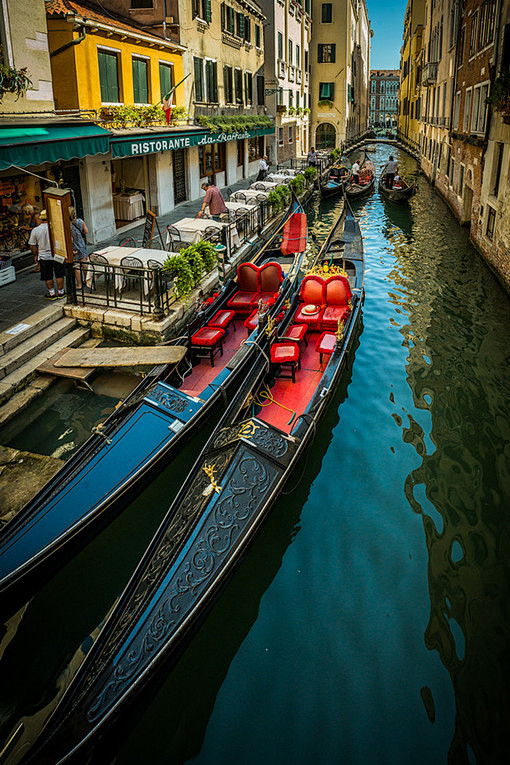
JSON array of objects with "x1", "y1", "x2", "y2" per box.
[
  {"x1": 0, "y1": 200, "x2": 307, "y2": 612},
  {"x1": 378, "y1": 174, "x2": 417, "y2": 203},
  {"x1": 17, "y1": 205, "x2": 363, "y2": 765},
  {"x1": 319, "y1": 164, "x2": 350, "y2": 199}
]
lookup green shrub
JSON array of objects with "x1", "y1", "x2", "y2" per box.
[
  {"x1": 193, "y1": 239, "x2": 218, "y2": 272},
  {"x1": 162, "y1": 253, "x2": 194, "y2": 298},
  {"x1": 289, "y1": 173, "x2": 305, "y2": 196},
  {"x1": 304, "y1": 166, "x2": 317, "y2": 183}
]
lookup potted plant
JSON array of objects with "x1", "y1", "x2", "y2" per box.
[
  {"x1": 318, "y1": 99, "x2": 333, "y2": 108},
  {"x1": 162, "y1": 253, "x2": 194, "y2": 299},
  {"x1": 0, "y1": 60, "x2": 32, "y2": 101},
  {"x1": 288, "y1": 106, "x2": 296, "y2": 116}
]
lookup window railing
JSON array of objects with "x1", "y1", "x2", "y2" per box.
[{"x1": 421, "y1": 62, "x2": 438, "y2": 85}]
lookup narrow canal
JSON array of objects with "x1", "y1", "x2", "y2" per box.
[{"x1": 1, "y1": 145, "x2": 510, "y2": 765}]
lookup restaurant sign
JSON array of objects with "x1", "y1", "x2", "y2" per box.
[{"x1": 111, "y1": 127, "x2": 274, "y2": 159}]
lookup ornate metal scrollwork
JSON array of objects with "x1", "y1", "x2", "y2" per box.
[{"x1": 146, "y1": 386, "x2": 189, "y2": 413}]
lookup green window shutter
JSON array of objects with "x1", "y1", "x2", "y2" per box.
[
  {"x1": 244, "y1": 17, "x2": 250, "y2": 42},
  {"x1": 98, "y1": 51, "x2": 119, "y2": 103},
  {"x1": 133, "y1": 58, "x2": 148, "y2": 103},
  {"x1": 194, "y1": 57, "x2": 203, "y2": 101},
  {"x1": 238, "y1": 13, "x2": 244, "y2": 38},
  {"x1": 159, "y1": 63, "x2": 173, "y2": 100},
  {"x1": 221, "y1": 2, "x2": 225, "y2": 29},
  {"x1": 331, "y1": 44, "x2": 336, "y2": 63},
  {"x1": 204, "y1": 0, "x2": 212, "y2": 23}
]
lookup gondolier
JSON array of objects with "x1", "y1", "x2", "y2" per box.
[
  {"x1": 351, "y1": 161, "x2": 360, "y2": 185},
  {"x1": 382, "y1": 156, "x2": 398, "y2": 189}
]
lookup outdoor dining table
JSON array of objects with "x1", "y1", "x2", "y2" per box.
[
  {"x1": 230, "y1": 188, "x2": 270, "y2": 204},
  {"x1": 224, "y1": 201, "x2": 260, "y2": 226},
  {"x1": 88, "y1": 246, "x2": 170, "y2": 293},
  {"x1": 249, "y1": 180, "x2": 279, "y2": 191},
  {"x1": 168, "y1": 217, "x2": 240, "y2": 249},
  {"x1": 266, "y1": 173, "x2": 294, "y2": 183}
]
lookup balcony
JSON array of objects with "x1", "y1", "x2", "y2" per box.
[
  {"x1": 278, "y1": 59, "x2": 286, "y2": 79},
  {"x1": 422, "y1": 62, "x2": 438, "y2": 86},
  {"x1": 288, "y1": 65, "x2": 295, "y2": 82},
  {"x1": 296, "y1": 69, "x2": 302, "y2": 84}
]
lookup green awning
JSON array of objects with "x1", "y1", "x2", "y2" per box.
[{"x1": 0, "y1": 123, "x2": 111, "y2": 172}]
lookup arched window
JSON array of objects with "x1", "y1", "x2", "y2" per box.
[{"x1": 315, "y1": 122, "x2": 336, "y2": 149}]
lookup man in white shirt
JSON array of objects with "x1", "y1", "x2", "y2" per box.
[
  {"x1": 351, "y1": 161, "x2": 360, "y2": 185},
  {"x1": 382, "y1": 156, "x2": 399, "y2": 188},
  {"x1": 29, "y1": 210, "x2": 65, "y2": 300},
  {"x1": 256, "y1": 155, "x2": 269, "y2": 181}
]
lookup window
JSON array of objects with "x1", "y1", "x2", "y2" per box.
[
  {"x1": 289, "y1": 90, "x2": 293, "y2": 107},
  {"x1": 221, "y1": 3, "x2": 235, "y2": 32},
  {"x1": 491, "y1": 142, "x2": 504, "y2": 197},
  {"x1": 244, "y1": 71, "x2": 252, "y2": 105},
  {"x1": 223, "y1": 65, "x2": 233, "y2": 103},
  {"x1": 205, "y1": 60, "x2": 218, "y2": 102},
  {"x1": 469, "y1": 11, "x2": 478, "y2": 56},
  {"x1": 321, "y1": 3, "x2": 332, "y2": 23},
  {"x1": 98, "y1": 50, "x2": 120, "y2": 103},
  {"x1": 159, "y1": 62, "x2": 173, "y2": 100},
  {"x1": 277, "y1": 87, "x2": 283, "y2": 106},
  {"x1": 318, "y1": 44, "x2": 336, "y2": 63},
  {"x1": 478, "y1": 0, "x2": 496, "y2": 50},
  {"x1": 319, "y1": 81, "x2": 335, "y2": 100},
  {"x1": 463, "y1": 88, "x2": 472, "y2": 131},
  {"x1": 193, "y1": 0, "x2": 212, "y2": 23},
  {"x1": 371, "y1": 80, "x2": 376, "y2": 92},
  {"x1": 194, "y1": 57, "x2": 204, "y2": 101},
  {"x1": 288, "y1": 125, "x2": 294, "y2": 143},
  {"x1": 458, "y1": 25, "x2": 465, "y2": 66},
  {"x1": 453, "y1": 91, "x2": 461, "y2": 129},
  {"x1": 255, "y1": 24, "x2": 261, "y2": 48},
  {"x1": 131, "y1": 0, "x2": 152, "y2": 7},
  {"x1": 278, "y1": 32, "x2": 283, "y2": 60},
  {"x1": 289, "y1": 39, "x2": 293, "y2": 65},
  {"x1": 248, "y1": 136, "x2": 264, "y2": 160},
  {"x1": 486, "y1": 206, "x2": 496, "y2": 239},
  {"x1": 278, "y1": 127, "x2": 284, "y2": 146},
  {"x1": 459, "y1": 164, "x2": 465, "y2": 196},
  {"x1": 315, "y1": 122, "x2": 336, "y2": 149},
  {"x1": 472, "y1": 82, "x2": 489, "y2": 133},
  {"x1": 237, "y1": 139, "x2": 244, "y2": 166},
  {"x1": 256, "y1": 75, "x2": 264, "y2": 106},
  {"x1": 234, "y1": 68, "x2": 243, "y2": 104},
  {"x1": 199, "y1": 142, "x2": 225, "y2": 178},
  {"x1": 449, "y1": 157, "x2": 455, "y2": 185},
  {"x1": 296, "y1": 44, "x2": 300, "y2": 68},
  {"x1": 244, "y1": 17, "x2": 251, "y2": 42},
  {"x1": 236, "y1": 11, "x2": 245, "y2": 38}
]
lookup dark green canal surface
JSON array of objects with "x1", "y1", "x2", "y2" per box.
[{"x1": 1, "y1": 145, "x2": 509, "y2": 765}]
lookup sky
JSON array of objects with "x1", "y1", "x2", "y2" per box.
[{"x1": 367, "y1": 0, "x2": 408, "y2": 70}]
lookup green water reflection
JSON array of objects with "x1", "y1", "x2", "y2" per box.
[{"x1": 1, "y1": 146, "x2": 509, "y2": 765}]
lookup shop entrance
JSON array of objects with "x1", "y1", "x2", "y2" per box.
[
  {"x1": 111, "y1": 156, "x2": 148, "y2": 228},
  {"x1": 173, "y1": 149, "x2": 187, "y2": 204}
]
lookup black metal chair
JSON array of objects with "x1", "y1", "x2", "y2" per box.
[
  {"x1": 120, "y1": 255, "x2": 143, "y2": 292},
  {"x1": 251, "y1": 182, "x2": 266, "y2": 190},
  {"x1": 231, "y1": 191, "x2": 247, "y2": 203},
  {"x1": 165, "y1": 225, "x2": 182, "y2": 252},
  {"x1": 88, "y1": 253, "x2": 108, "y2": 290},
  {"x1": 204, "y1": 226, "x2": 222, "y2": 243}
]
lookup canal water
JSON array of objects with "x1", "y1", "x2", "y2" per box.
[{"x1": 1, "y1": 145, "x2": 510, "y2": 765}]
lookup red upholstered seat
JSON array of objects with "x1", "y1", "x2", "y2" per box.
[
  {"x1": 259, "y1": 262, "x2": 283, "y2": 292},
  {"x1": 300, "y1": 275, "x2": 325, "y2": 305},
  {"x1": 191, "y1": 327, "x2": 225, "y2": 346},
  {"x1": 209, "y1": 309, "x2": 236, "y2": 330},
  {"x1": 258, "y1": 292, "x2": 278, "y2": 306},
  {"x1": 285, "y1": 324, "x2": 308, "y2": 344},
  {"x1": 320, "y1": 275, "x2": 351, "y2": 330},
  {"x1": 271, "y1": 341, "x2": 300, "y2": 382},
  {"x1": 322, "y1": 305, "x2": 350, "y2": 329},
  {"x1": 294, "y1": 304, "x2": 323, "y2": 329},
  {"x1": 227, "y1": 291, "x2": 258, "y2": 312},
  {"x1": 315, "y1": 332, "x2": 336, "y2": 363},
  {"x1": 244, "y1": 309, "x2": 260, "y2": 332},
  {"x1": 227, "y1": 262, "x2": 260, "y2": 313}
]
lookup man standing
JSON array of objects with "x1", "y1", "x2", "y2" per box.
[
  {"x1": 256, "y1": 155, "x2": 269, "y2": 181},
  {"x1": 29, "y1": 210, "x2": 65, "y2": 299},
  {"x1": 198, "y1": 180, "x2": 227, "y2": 221},
  {"x1": 351, "y1": 160, "x2": 361, "y2": 185},
  {"x1": 307, "y1": 147, "x2": 317, "y2": 167},
  {"x1": 382, "y1": 156, "x2": 398, "y2": 188}
]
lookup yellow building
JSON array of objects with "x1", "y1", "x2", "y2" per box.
[
  {"x1": 45, "y1": 0, "x2": 185, "y2": 113},
  {"x1": 398, "y1": 0, "x2": 424, "y2": 150}
]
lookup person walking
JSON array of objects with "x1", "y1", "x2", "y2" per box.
[
  {"x1": 256, "y1": 155, "x2": 269, "y2": 181},
  {"x1": 307, "y1": 147, "x2": 317, "y2": 167},
  {"x1": 198, "y1": 180, "x2": 227, "y2": 221},
  {"x1": 69, "y1": 206, "x2": 88, "y2": 290},
  {"x1": 28, "y1": 210, "x2": 65, "y2": 299},
  {"x1": 382, "y1": 156, "x2": 398, "y2": 188}
]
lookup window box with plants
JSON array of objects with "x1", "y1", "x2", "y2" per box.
[{"x1": 317, "y1": 99, "x2": 333, "y2": 109}]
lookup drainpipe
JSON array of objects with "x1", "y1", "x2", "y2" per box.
[{"x1": 50, "y1": 26, "x2": 86, "y2": 58}]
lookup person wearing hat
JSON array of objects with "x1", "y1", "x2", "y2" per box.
[{"x1": 28, "y1": 210, "x2": 65, "y2": 300}]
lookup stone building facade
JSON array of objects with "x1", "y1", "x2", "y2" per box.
[
  {"x1": 369, "y1": 69, "x2": 400, "y2": 127},
  {"x1": 398, "y1": 0, "x2": 425, "y2": 149}
]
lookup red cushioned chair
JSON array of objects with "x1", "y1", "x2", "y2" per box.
[
  {"x1": 258, "y1": 262, "x2": 283, "y2": 305},
  {"x1": 285, "y1": 323, "x2": 308, "y2": 350},
  {"x1": 294, "y1": 275, "x2": 325, "y2": 329},
  {"x1": 227, "y1": 262, "x2": 260, "y2": 313},
  {"x1": 315, "y1": 332, "x2": 337, "y2": 364},
  {"x1": 244, "y1": 308, "x2": 260, "y2": 333},
  {"x1": 190, "y1": 326, "x2": 225, "y2": 366},
  {"x1": 321, "y1": 275, "x2": 352, "y2": 331},
  {"x1": 208, "y1": 309, "x2": 236, "y2": 332},
  {"x1": 270, "y1": 340, "x2": 300, "y2": 383}
]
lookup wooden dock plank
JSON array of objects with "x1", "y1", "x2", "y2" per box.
[
  {"x1": 54, "y1": 346, "x2": 187, "y2": 368},
  {"x1": 37, "y1": 349, "x2": 96, "y2": 381}
]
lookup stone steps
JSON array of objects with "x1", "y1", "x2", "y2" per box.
[
  {"x1": 0, "y1": 327, "x2": 90, "y2": 407},
  {"x1": 0, "y1": 304, "x2": 64, "y2": 357},
  {"x1": 0, "y1": 317, "x2": 79, "y2": 379}
]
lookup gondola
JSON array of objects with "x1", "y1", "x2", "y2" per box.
[
  {"x1": 378, "y1": 174, "x2": 417, "y2": 203},
  {"x1": 319, "y1": 164, "x2": 350, "y2": 199},
  {"x1": 17, "y1": 204, "x2": 363, "y2": 765},
  {"x1": 0, "y1": 199, "x2": 308, "y2": 612},
  {"x1": 344, "y1": 158, "x2": 375, "y2": 199}
]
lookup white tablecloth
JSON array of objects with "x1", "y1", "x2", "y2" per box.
[
  {"x1": 89, "y1": 246, "x2": 170, "y2": 293},
  {"x1": 168, "y1": 217, "x2": 240, "y2": 249},
  {"x1": 250, "y1": 180, "x2": 279, "y2": 191},
  {"x1": 224, "y1": 201, "x2": 260, "y2": 226},
  {"x1": 266, "y1": 173, "x2": 294, "y2": 183},
  {"x1": 112, "y1": 193, "x2": 144, "y2": 220},
  {"x1": 230, "y1": 189, "x2": 270, "y2": 204}
]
